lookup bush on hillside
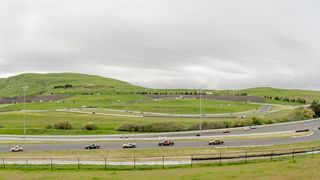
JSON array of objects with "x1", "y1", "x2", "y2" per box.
[
  {"x1": 118, "y1": 122, "x2": 185, "y2": 133},
  {"x1": 83, "y1": 122, "x2": 97, "y2": 130},
  {"x1": 288, "y1": 107, "x2": 315, "y2": 121},
  {"x1": 54, "y1": 120, "x2": 72, "y2": 130},
  {"x1": 46, "y1": 124, "x2": 53, "y2": 129},
  {"x1": 252, "y1": 117, "x2": 263, "y2": 125}
]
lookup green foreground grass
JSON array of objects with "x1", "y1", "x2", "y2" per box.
[{"x1": 0, "y1": 154, "x2": 319, "y2": 179}]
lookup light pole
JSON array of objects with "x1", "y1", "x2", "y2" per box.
[
  {"x1": 199, "y1": 89, "x2": 202, "y2": 135},
  {"x1": 22, "y1": 86, "x2": 28, "y2": 141}
]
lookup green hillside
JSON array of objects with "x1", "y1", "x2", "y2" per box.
[
  {"x1": 235, "y1": 87, "x2": 320, "y2": 103},
  {"x1": 0, "y1": 73, "x2": 143, "y2": 97}
]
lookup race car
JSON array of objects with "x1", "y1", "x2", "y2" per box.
[
  {"x1": 122, "y1": 142, "x2": 136, "y2": 148},
  {"x1": 208, "y1": 140, "x2": 224, "y2": 145},
  {"x1": 158, "y1": 140, "x2": 174, "y2": 146},
  {"x1": 222, "y1": 129, "x2": 230, "y2": 133},
  {"x1": 10, "y1": 145, "x2": 24, "y2": 152},
  {"x1": 84, "y1": 144, "x2": 100, "y2": 149}
]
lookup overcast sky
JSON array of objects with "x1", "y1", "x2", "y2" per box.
[{"x1": 0, "y1": 0, "x2": 320, "y2": 89}]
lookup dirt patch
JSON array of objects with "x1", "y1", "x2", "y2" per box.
[
  {"x1": 144, "y1": 95, "x2": 265, "y2": 103},
  {"x1": 0, "y1": 94, "x2": 70, "y2": 104}
]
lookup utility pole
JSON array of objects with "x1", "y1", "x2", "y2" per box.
[
  {"x1": 22, "y1": 86, "x2": 28, "y2": 141},
  {"x1": 199, "y1": 89, "x2": 202, "y2": 135}
]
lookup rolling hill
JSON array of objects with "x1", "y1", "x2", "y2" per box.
[{"x1": 0, "y1": 73, "x2": 143, "y2": 97}]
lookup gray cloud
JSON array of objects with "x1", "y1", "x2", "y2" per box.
[{"x1": 1, "y1": 0, "x2": 320, "y2": 89}]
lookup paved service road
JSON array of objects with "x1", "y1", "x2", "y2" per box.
[{"x1": 0, "y1": 118, "x2": 319, "y2": 152}]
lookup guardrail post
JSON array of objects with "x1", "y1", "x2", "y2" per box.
[
  {"x1": 77, "y1": 158, "x2": 80, "y2": 169},
  {"x1": 191, "y1": 155, "x2": 193, "y2": 167},
  {"x1": 271, "y1": 151, "x2": 273, "y2": 162},
  {"x1": 26, "y1": 159, "x2": 28, "y2": 168},
  {"x1": 104, "y1": 158, "x2": 107, "y2": 170},
  {"x1": 50, "y1": 158, "x2": 53, "y2": 170},
  {"x1": 2, "y1": 158, "x2": 5, "y2": 169},
  {"x1": 162, "y1": 156, "x2": 165, "y2": 169}
]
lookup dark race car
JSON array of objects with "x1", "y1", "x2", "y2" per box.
[
  {"x1": 208, "y1": 140, "x2": 224, "y2": 145},
  {"x1": 158, "y1": 140, "x2": 174, "y2": 146},
  {"x1": 85, "y1": 144, "x2": 100, "y2": 149}
]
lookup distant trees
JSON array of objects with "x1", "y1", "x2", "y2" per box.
[
  {"x1": 264, "y1": 96, "x2": 306, "y2": 104},
  {"x1": 54, "y1": 84, "x2": 73, "y2": 89},
  {"x1": 235, "y1": 93, "x2": 247, "y2": 96}
]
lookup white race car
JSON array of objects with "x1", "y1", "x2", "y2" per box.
[{"x1": 10, "y1": 145, "x2": 24, "y2": 152}]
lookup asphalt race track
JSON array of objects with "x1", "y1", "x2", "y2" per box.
[{"x1": 0, "y1": 118, "x2": 320, "y2": 152}]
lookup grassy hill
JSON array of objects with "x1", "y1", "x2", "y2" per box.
[
  {"x1": 0, "y1": 73, "x2": 143, "y2": 97},
  {"x1": 233, "y1": 87, "x2": 320, "y2": 103}
]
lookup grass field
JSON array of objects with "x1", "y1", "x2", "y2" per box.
[
  {"x1": 0, "y1": 94, "x2": 145, "y2": 111},
  {"x1": 0, "y1": 96, "x2": 259, "y2": 114},
  {"x1": 0, "y1": 106, "x2": 294, "y2": 135},
  {"x1": 108, "y1": 99, "x2": 259, "y2": 114},
  {"x1": 0, "y1": 153, "x2": 319, "y2": 179}
]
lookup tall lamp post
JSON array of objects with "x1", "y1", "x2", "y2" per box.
[{"x1": 22, "y1": 86, "x2": 28, "y2": 141}]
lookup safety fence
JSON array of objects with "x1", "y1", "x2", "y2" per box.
[{"x1": 0, "y1": 146, "x2": 319, "y2": 170}]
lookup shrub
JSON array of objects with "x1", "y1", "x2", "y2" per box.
[
  {"x1": 252, "y1": 117, "x2": 263, "y2": 125},
  {"x1": 264, "y1": 119, "x2": 276, "y2": 124},
  {"x1": 46, "y1": 124, "x2": 53, "y2": 129},
  {"x1": 54, "y1": 120, "x2": 72, "y2": 130},
  {"x1": 83, "y1": 122, "x2": 97, "y2": 130},
  {"x1": 117, "y1": 122, "x2": 185, "y2": 133},
  {"x1": 289, "y1": 107, "x2": 315, "y2": 121}
]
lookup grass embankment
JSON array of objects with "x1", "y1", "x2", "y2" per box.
[{"x1": 0, "y1": 154, "x2": 319, "y2": 179}]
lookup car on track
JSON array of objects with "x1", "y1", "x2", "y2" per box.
[
  {"x1": 84, "y1": 144, "x2": 100, "y2": 149},
  {"x1": 10, "y1": 145, "x2": 23, "y2": 152},
  {"x1": 120, "y1": 135, "x2": 129, "y2": 138},
  {"x1": 122, "y1": 142, "x2": 136, "y2": 148},
  {"x1": 222, "y1": 129, "x2": 230, "y2": 133},
  {"x1": 244, "y1": 127, "x2": 256, "y2": 131},
  {"x1": 158, "y1": 140, "x2": 174, "y2": 146},
  {"x1": 208, "y1": 140, "x2": 224, "y2": 145}
]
